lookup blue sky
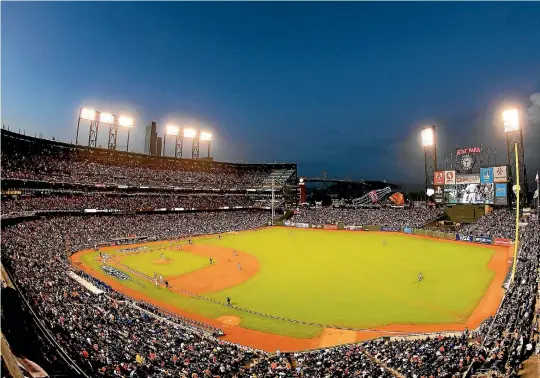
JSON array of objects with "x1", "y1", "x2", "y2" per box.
[{"x1": 2, "y1": 2, "x2": 540, "y2": 185}]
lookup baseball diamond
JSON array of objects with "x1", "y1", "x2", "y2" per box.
[{"x1": 71, "y1": 227, "x2": 510, "y2": 350}]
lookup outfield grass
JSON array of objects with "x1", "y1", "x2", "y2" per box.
[{"x1": 80, "y1": 227, "x2": 497, "y2": 338}]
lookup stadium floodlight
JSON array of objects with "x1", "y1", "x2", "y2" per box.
[
  {"x1": 421, "y1": 127, "x2": 434, "y2": 147},
  {"x1": 503, "y1": 108, "x2": 519, "y2": 132},
  {"x1": 80, "y1": 108, "x2": 96, "y2": 121},
  {"x1": 166, "y1": 125, "x2": 180, "y2": 136},
  {"x1": 118, "y1": 116, "x2": 133, "y2": 128},
  {"x1": 200, "y1": 131, "x2": 212, "y2": 141},
  {"x1": 100, "y1": 112, "x2": 114, "y2": 124},
  {"x1": 200, "y1": 131, "x2": 212, "y2": 158},
  {"x1": 183, "y1": 128, "x2": 197, "y2": 138}
]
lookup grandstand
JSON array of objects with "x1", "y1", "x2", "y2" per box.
[{"x1": 1, "y1": 129, "x2": 539, "y2": 378}]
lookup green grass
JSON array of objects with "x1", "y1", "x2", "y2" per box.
[
  {"x1": 79, "y1": 228, "x2": 497, "y2": 339},
  {"x1": 119, "y1": 249, "x2": 209, "y2": 277}
]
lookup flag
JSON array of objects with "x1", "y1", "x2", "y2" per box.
[{"x1": 534, "y1": 189, "x2": 539, "y2": 199}]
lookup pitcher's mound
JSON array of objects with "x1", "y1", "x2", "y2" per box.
[
  {"x1": 217, "y1": 315, "x2": 242, "y2": 326},
  {"x1": 152, "y1": 258, "x2": 171, "y2": 265}
]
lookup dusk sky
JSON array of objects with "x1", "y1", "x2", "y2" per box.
[{"x1": 2, "y1": 2, "x2": 540, "y2": 186}]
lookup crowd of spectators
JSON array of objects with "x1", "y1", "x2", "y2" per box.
[
  {"x1": 1, "y1": 193, "x2": 270, "y2": 213},
  {"x1": 291, "y1": 207, "x2": 445, "y2": 228},
  {"x1": 458, "y1": 208, "x2": 516, "y2": 239},
  {"x1": 1, "y1": 206, "x2": 538, "y2": 377},
  {"x1": 1, "y1": 130, "x2": 296, "y2": 190}
]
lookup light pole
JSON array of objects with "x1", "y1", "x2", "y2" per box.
[
  {"x1": 503, "y1": 108, "x2": 528, "y2": 204},
  {"x1": 421, "y1": 126, "x2": 437, "y2": 204},
  {"x1": 200, "y1": 132, "x2": 212, "y2": 158}
]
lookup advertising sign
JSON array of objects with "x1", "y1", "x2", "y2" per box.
[
  {"x1": 345, "y1": 225, "x2": 363, "y2": 231},
  {"x1": 444, "y1": 170, "x2": 456, "y2": 185},
  {"x1": 495, "y1": 183, "x2": 508, "y2": 205},
  {"x1": 434, "y1": 171, "x2": 445, "y2": 185},
  {"x1": 494, "y1": 238, "x2": 512, "y2": 246},
  {"x1": 323, "y1": 224, "x2": 338, "y2": 230},
  {"x1": 493, "y1": 166, "x2": 508, "y2": 183},
  {"x1": 475, "y1": 236, "x2": 493, "y2": 244},
  {"x1": 444, "y1": 186, "x2": 457, "y2": 204},
  {"x1": 403, "y1": 227, "x2": 413, "y2": 234},
  {"x1": 480, "y1": 168, "x2": 494, "y2": 184},
  {"x1": 434, "y1": 186, "x2": 445, "y2": 203},
  {"x1": 456, "y1": 234, "x2": 474, "y2": 242},
  {"x1": 295, "y1": 223, "x2": 310, "y2": 229},
  {"x1": 456, "y1": 147, "x2": 482, "y2": 155},
  {"x1": 456, "y1": 183, "x2": 494, "y2": 204},
  {"x1": 456, "y1": 174, "x2": 480, "y2": 184},
  {"x1": 381, "y1": 226, "x2": 400, "y2": 232}
]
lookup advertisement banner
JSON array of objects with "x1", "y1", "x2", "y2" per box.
[
  {"x1": 345, "y1": 225, "x2": 363, "y2": 231},
  {"x1": 456, "y1": 234, "x2": 474, "y2": 242},
  {"x1": 495, "y1": 183, "x2": 508, "y2": 205},
  {"x1": 495, "y1": 183, "x2": 507, "y2": 197},
  {"x1": 295, "y1": 223, "x2": 310, "y2": 229},
  {"x1": 403, "y1": 227, "x2": 413, "y2": 234},
  {"x1": 493, "y1": 166, "x2": 508, "y2": 183},
  {"x1": 456, "y1": 174, "x2": 480, "y2": 184},
  {"x1": 446, "y1": 232, "x2": 457, "y2": 240},
  {"x1": 480, "y1": 168, "x2": 494, "y2": 184},
  {"x1": 434, "y1": 186, "x2": 445, "y2": 203},
  {"x1": 381, "y1": 226, "x2": 400, "y2": 232},
  {"x1": 434, "y1": 171, "x2": 445, "y2": 186},
  {"x1": 444, "y1": 170, "x2": 456, "y2": 185},
  {"x1": 363, "y1": 225, "x2": 381, "y2": 232},
  {"x1": 475, "y1": 236, "x2": 493, "y2": 245},
  {"x1": 494, "y1": 238, "x2": 512, "y2": 246},
  {"x1": 323, "y1": 224, "x2": 338, "y2": 230}
]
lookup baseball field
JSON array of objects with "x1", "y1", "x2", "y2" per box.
[{"x1": 72, "y1": 227, "x2": 509, "y2": 351}]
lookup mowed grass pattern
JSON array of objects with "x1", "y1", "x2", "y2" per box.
[{"x1": 81, "y1": 228, "x2": 496, "y2": 338}]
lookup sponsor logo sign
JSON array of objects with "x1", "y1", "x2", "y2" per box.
[
  {"x1": 295, "y1": 223, "x2": 309, "y2": 229},
  {"x1": 403, "y1": 227, "x2": 413, "y2": 234},
  {"x1": 480, "y1": 168, "x2": 494, "y2": 184},
  {"x1": 456, "y1": 174, "x2": 480, "y2": 184},
  {"x1": 493, "y1": 166, "x2": 508, "y2": 183},
  {"x1": 444, "y1": 170, "x2": 456, "y2": 185},
  {"x1": 345, "y1": 225, "x2": 363, "y2": 231},
  {"x1": 381, "y1": 226, "x2": 400, "y2": 232},
  {"x1": 495, "y1": 183, "x2": 507, "y2": 197},
  {"x1": 475, "y1": 236, "x2": 493, "y2": 244},
  {"x1": 494, "y1": 238, "x2": 512, "y2": 246},
  {"x1": 434, "y1": 171, "x2": 445, "y2": 185},
  {"x1": 495, "y1": 196, "x2": 507, "y2": 205},
  {"x1": 323, "y1": 224, "x2": 338, "y2": 230},
  {"x1": 456, "y1": 234, "x2": 474, "y2": 242},
  {"x1": 456, "y1": 147, "x2": 482, "y2": 155}
]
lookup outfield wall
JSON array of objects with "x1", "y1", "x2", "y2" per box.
[{"x1": 283, "y1": 221, "x2": 513, "y2": 247}]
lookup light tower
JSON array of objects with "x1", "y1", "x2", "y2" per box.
[
  {"x1": 421, "y1": 126, "x2": 437, "y2": 202},
  {"x1": 200, "y1": 132, "x2": 212, "y2": 158},
  {"x1": 503, "y1": 108, "x2": 528, "y2": 204},
  {"x1": 76, "y1": 108, "x2": 133, "y2": 150}
]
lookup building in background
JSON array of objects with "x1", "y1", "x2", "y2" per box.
[
  {"x1": 144, "y1": 121, "x2": 158, "y2": 156},
  {"x1": 156, "y1": 136, "x2": 162, "y2": 157}
]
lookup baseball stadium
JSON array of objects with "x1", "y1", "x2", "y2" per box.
[{"x1": 2, "y1": 3, "x2": 540, "y2": 378}]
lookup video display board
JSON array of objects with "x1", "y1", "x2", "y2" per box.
[
  {"x1": 432, "y1": 166, "x2": 507, "y2": 205},
  {"x1": 456, "y1": 183, "x2": 494, "y2": 204}
]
